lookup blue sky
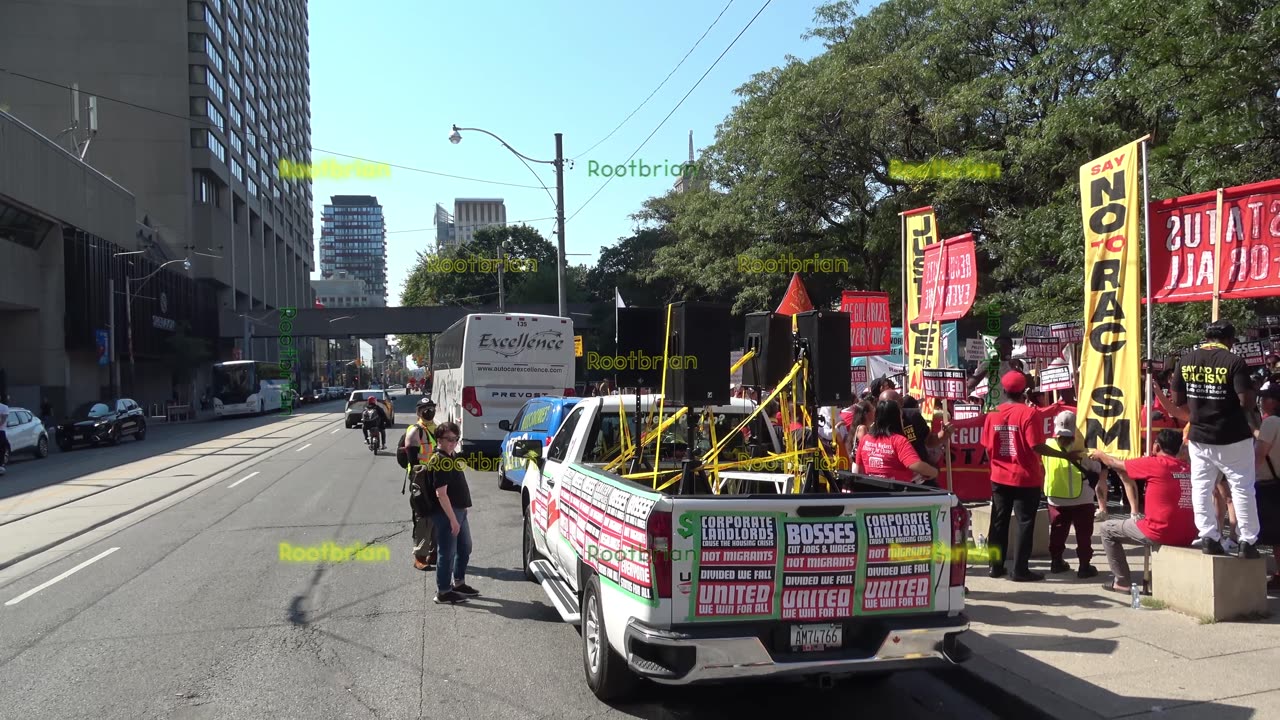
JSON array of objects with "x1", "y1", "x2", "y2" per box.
[{"x1": 307, "y1": 0, "x2": 833, "y2": 311}]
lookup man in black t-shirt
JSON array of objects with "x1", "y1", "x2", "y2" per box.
[{"x1": 1172, "y1": 320, "x2": 1260, "y2": 558}]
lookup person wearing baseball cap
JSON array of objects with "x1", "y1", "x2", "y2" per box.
[{"x1": 981, "y1": 370, "x2": 1083, "y2": 581}]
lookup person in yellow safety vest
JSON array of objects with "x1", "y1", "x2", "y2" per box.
[
  {"x1": 1043, "y1": 410, "x2": 1105, "y2": 579},
  {"x1": 406, "y1": 397, "x2": 438, "y2": 570}
]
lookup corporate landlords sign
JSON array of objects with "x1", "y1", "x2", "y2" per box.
[
  {"x1": 1078, "y1": 140, "x2": 1142, "y2": 457},
  {"x1": 902, "y1": 207, "x2": 943, "y2": 400}
]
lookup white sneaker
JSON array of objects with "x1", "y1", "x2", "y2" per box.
[
  {"x1": 1094, "y1": 509, "x2": 1108, "y2": 522},
  {"x1": 1222, "y1": 538, "x2": 1240, "y2": 554},
  {"x1": 0, "y1": 466, "x2": 6, "y2": 475}
]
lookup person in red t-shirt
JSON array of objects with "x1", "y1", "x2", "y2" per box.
[
  {"x1": 1089, "y1": 429, "x2": 1196, "y2": 593},
  {"x1": 854, "y1": 398, "x2": 938, "y2": 484},
  {"x1": 981, "y1": 371, "x2": 1082, "y2": 581}
]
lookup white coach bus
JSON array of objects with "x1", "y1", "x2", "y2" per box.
[{"x1": 431, "y1": 313, "x2": 576, "y2": 456}]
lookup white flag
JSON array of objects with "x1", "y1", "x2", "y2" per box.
[{"x1": 615, "y1": 288, "x2": 626, "y2": 308}]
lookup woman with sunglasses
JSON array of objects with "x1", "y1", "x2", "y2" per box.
[{"x1": 427, "y1": 422, "x2": 479, "y2": 604}]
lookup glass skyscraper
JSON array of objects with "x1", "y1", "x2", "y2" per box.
[{"x1": 320, "y1": 195, "x2": 387, "y2": 305}]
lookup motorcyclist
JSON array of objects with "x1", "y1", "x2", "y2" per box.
[{"x1": 361, "y1": 396, "x2": 388, "y2": 448}]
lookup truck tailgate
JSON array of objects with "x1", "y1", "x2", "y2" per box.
[{"x1": 668, "y1": 494, "x2": 957, "y2": 625}]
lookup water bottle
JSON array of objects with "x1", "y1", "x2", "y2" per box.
[{"x1": 1131, "y1": 583, "x2": 1142, "y2": 609}]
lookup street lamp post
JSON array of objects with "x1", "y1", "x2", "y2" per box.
[
  {"x1": 115, "y1": 257, "x2": 191, "y2": 396},
  {"x1": 449, "y1": 125, "x2": 568, "y2": 318}
]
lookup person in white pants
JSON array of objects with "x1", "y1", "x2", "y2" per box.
[{"x1": 1171, "y1": 320, "x2": 1260, "y2": 558}]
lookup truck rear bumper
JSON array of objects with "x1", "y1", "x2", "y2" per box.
[{"x1": 623, "y1": 614, "x2": 969, "y2": 685}]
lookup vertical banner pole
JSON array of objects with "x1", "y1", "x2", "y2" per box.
[
  {"x1": 1141, "y1": 138, "x2": 1154, "y2": 455},
  {"x1": 901, "y1": 213, "x2": 908, "y2": 372},
  {"x1": 1213, "y1": 188, "x2": 1224, "y2": 322}
]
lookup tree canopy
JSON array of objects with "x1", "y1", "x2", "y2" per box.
[{"x1": 401, "y1": 0, "x2": 1280, "y2": 355}]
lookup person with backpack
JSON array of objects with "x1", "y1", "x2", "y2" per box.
[
  {"x1": 360, "y1": 396, "x2": 388, "y2": 450},
  {"x1": 400, "y1": 397, "x2": 438, "y2": 570}
]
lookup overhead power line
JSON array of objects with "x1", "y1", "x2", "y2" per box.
[
  {"x1": 570, "y1": 0, "x2": 736, "y2": 161},
  {"x1": 0, "y1": 67, "x2": 544, "y2": 190},
  {"x1": 567, "y1": 0, "x2": 774, "y2": 222}
]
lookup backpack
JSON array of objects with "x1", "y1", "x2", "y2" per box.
[{"x1": 396, "y1": 431, "x2": 410, "y2": 469}]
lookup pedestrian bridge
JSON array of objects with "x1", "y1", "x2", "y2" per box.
[{"x1": 217, "y1": 303, "x2": 600, "y2": 338}]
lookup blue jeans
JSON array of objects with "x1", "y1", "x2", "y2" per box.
[{"x1": 432, "y1": 508, "x2": 471, "y2": 593}]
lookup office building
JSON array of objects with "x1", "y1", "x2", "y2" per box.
[
  {"x1": 319, "y1": 196, "x2": 387, "y2": 304},
  {"x1": 436, "y1": 198, "x2": 506, "y2": 250},
  {"x1": 434, "y1": 203, "x2": 457, "y2": 251},
  {"x1": 0, "y1": 0, "x2": 314, "y2": 362},
  {"x1": 0, "y1": 0, "x2": 315, "y2": 408}
]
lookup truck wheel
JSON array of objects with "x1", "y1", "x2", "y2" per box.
[
  {"x1": 582, "y1": 575, "x2": 638, "y2": 701},
  {"x1": 522, "y1": 500, "x2": 542, "y2": 582}
]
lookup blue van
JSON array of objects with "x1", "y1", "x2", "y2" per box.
[{"x1": 497, "y1": 396, "x2": 580, "y2": 491}]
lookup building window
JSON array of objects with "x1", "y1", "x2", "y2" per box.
[
  {"x1": 206, "y1": 68, "x2": 224, "y2": 103},
  {"x1": 228, "y1": 102, "x2": 241, "y2": 128},
  {"x1": 204, "y1": 4, "x2": 223, "y2": 44},
  {"x1": 228, "y1": 47, "x2": 240, "y2": 75},
  {"x1": 230, "y1": 77, "x2": 240, "y2": 101},
  {"x1": 248, "y1": 178, "x2": 258, "y2": 197},
  {"x1": 232, "y1": 159, "x2": 244, "y2": 182},
  {"x1": 246, "y1": 152, "x2": 257, "y2": 174},
  {"x1": 230, "y1": 131, "x2": 242, "y2": 155},
  {"x1": 194, "y1": 171, "x2": 213, "y2": 204},
  {"x1": 205, "y1": 37, "x2": 224, "y2": 73}
]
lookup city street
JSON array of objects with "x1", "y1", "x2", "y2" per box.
[{"x1": 0, "y1": 394, "x2": 1010, "y2": 719}]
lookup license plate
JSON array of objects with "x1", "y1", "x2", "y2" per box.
[{"x1": 790, "y1": 624, "x2": 842, "y2": 651}]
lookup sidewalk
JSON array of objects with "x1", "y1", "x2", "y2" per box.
[{"x1": 958, "y1": 544, "x2": 1280, "y2": 718}]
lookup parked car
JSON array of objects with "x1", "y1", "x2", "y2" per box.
[
  {"x1": 345, "y1": 390, "x2": 395, "y2": 428},
  {"x1": 55, "y1": 399, "x2": 146, "y2": 451},
  {"x1": 5, "y1": 407, "x2": 50, "y2": 459},
  {"x1": 497, "y1": 396, "x2": 580, "y2": 491}
]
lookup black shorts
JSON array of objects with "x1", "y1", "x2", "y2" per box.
[{"x1": 1256, "y1": 481, "x2": 1280, "y2": 545}]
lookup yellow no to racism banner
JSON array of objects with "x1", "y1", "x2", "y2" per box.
[
  {"x1": 902, "y1": 207, "x2": 942, "y2": 399},
  {"x1": 1078, "y1": 139, "x2": 1143, "y2": 457}
]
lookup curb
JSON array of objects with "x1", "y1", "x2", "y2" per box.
[
  {"x1": 948, "y1": 633, "x2": 1105, "y2": 720},
  {"x1": 0, "y1": 417, "x2": 344, "y2": 573}
]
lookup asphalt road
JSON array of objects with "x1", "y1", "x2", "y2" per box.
[{"x1": 0, "y1": 394, "x2": 1004, "y2": 719}]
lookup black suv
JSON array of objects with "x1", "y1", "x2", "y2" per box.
[{"x1": 55, "y1": 398, "x2": 147, "y2": 451}]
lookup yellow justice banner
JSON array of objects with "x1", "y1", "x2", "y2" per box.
[
  {"x1": 1078, "y1": 139, "x2": 1143, "y2": 457},
  {"x1": 903, "y1": 207, "x2": 942, "y2": 401}
]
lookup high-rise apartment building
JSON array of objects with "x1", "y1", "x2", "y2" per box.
[
  {"x1": 434, "y1": 199, "x2": 507, "y2": 251},
  {"x1": 0, "y1": 0, "x2": 316, "y2": 405},
  {"x1": 320, "y1": 196, "x2": 387, "y2": 305},
  {"x1": 0, "y1": 0, "x2": 314, "y2": 359}
]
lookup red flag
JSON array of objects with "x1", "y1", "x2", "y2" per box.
[
  {"x1": 912, "y1": 232, "x2": 977, "y2": 324},
  {"x1": 775, "y1": 272, "x2": 814, "y2": 315}
]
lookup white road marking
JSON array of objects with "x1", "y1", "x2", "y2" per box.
[
  {"x1": 228, "y1": 471, "x2": 261, "y2": 489},
  {"x1": 330, "y1": 428, "x2": 341, "y2": 435},
  {"x1": 296, "y1": 444, "x2": 312, "y2": 452},
  {"x1": 6, "y1": 547, "x2": 121, "y2": 606}
]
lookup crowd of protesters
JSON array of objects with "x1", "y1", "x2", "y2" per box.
[{"x1": 800, "y1": 319, "x2": 1280, "y2": 593}]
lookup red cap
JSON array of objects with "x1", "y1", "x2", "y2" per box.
[{"x1": 1000, "y1": 371, "x2": 1027, "y2": 394}]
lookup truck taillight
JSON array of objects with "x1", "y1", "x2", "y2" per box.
[
  {"x1": 646, "y1": 509, "x2": 673, "y2": 599},
  {"x1": 462, "y1": 386, "x2": 482, "y2": 416},
  {"x1": 544, "y1": 435, "x2": 553, "y2": 446},
  {"x1": 950, "y1": 504, "x2": 969, "y2": 587},
  {"x1": 563, "y1": 387, "x2": 575, "y2": 397}
]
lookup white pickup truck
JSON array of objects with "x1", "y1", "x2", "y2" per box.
[{"x1": 515, "y1": 394, "x2": 972, "y2": 700}]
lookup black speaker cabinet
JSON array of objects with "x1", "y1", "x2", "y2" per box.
[
  {"x1": 795, "y1": 310, "x2": 851, "y2": 406},
  {"x1": 616, "y1": 307, "x2": 666, "y2": 387},
  {"x1": 742, "y1": 312, "x2": 793, "y2": 388},
  {"x1": 666, "y1": 302, "x2": 730, "y2": 406}
]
